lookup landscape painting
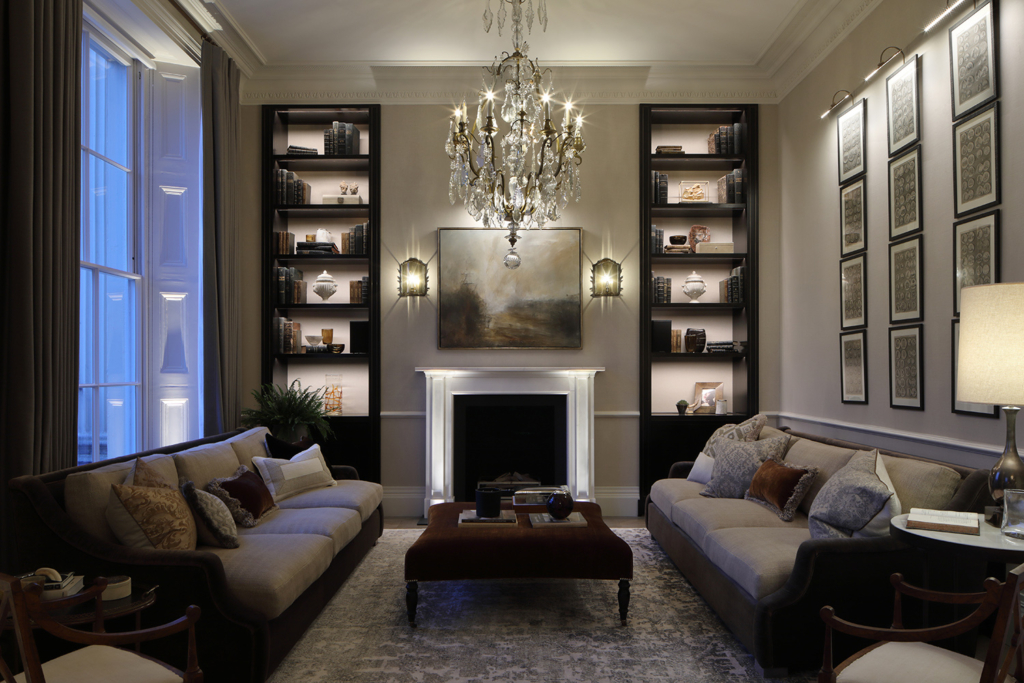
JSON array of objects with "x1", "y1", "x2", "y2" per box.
[{"x1": 438, "y1": 228, "x2": 581, "y2": 349}]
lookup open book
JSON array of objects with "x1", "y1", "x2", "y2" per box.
[{"x1": 905, "y1": 508, "x2": 980, "y2": 536}]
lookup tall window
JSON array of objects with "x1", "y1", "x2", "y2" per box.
[{"x1": 78, "y1": 29, "x2": 141, "y2": 464}]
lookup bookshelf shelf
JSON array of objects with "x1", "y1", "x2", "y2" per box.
[
  {"x1": 273, "y1": 154, "x2": 370, "y2": 172},
  {"x1": 274, "y1": 304, "x2": 369, "y2": 311},
  {"x1": 651, "y1": 303, "x2": 745, "y2": 311},
  {"x1": 650, "y1": 154, "x2": 745, "y2": 171},
  {"x1": 651, "y1": 352, "x2": 747, "y2": 361},
  {"x1": 274, "y1": 205, "x2": 370, "y2": 218},
  {"x1": 651, "y1": 253, "x2": 748, "y2": 266},
  {"x1": 275, "y1": 254, "x2": 369, "y2": 266},
  {"x1": 651, "y1": 203, "x2": 746, "y2": 218}
]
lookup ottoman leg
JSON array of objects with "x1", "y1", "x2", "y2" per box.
[
  {"x1": 406, "y1": 581, "x2": 418, "y2": 625},
  {"x1": 618, "y1": 579, "x2": 630, "y2": 626}
]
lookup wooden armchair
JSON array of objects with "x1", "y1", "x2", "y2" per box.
[
  {"x1": 819, "y1": 563, "x2": 1024, "y2": 683},
  {"x1": 0, "y1": 574, "x2": 203, "y2": 683}
]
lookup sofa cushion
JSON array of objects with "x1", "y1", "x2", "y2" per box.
[
  {"x1": 64, "y1": 454, "x2": 178, "y2": 545},
  {"x1": 202, "y1": 534, "x2": 334, "y2": 620},
  {"x1": 277, "y1": 480, "x2": 384, "y2": 523},
  {"x1": 650, "y1": 478, "x2": 705, "y2": 515},
  {"x1": 703, "y1": 527, "x2": 811, "y2": 600},
  {"x1": 809, "y1": 450, "x2": 901, "y2": 539},
  {"x1": 237, "y1": 507, "x2": 362, "y2": 554},
  {"x1": 784, "y1": 439, "x2": 857, "y2": 514},
  {"x1": 745, "y1": 459, "x2": 818, "y2": 522},
  {"x1": 105, "y1": 484, "x2": 197, "y2": 551},
  {"x1": 881, "y1": 455, "x2": 962, "y2": 511},
  {"x1": 207, "y1": 466, "x2": 278, "y2": 528},
  {"x1": 181, "y1": 480, "x2": 238, "y2": 548},
  {"x1": 703, "y1": 415, "x2": 768, "y2": 458},
  {"x1": 173, "y1": 442, "x2": 241, "y2": 491},
  {"x1": 671, "y1": 497, "x2": 809, "y2": 550},
  {"x1": 252, "y1": 444, "x2": 336, "y2": 502},
  {"x1": 758, "y1": 425, "x2": 800, "y2": 446},
  {"x1": 700, "y1": 435, "x2": 791, "y2": 499},
  {"x1": 225, "y1": 426, "x2": 271, "y2": 471}
]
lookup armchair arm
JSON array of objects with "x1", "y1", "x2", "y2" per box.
[
  {"x1": 668, "y1": 461, "x2": 694, "y2": 479},
  {"x1": 331, "y1": 465, "x2": 360, "y2": 480}
]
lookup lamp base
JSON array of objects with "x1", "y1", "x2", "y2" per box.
[{"x1": 989, "y1": 406, "x2": 1023, "y2": 501}]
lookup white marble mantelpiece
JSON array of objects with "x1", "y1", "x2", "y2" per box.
[{"x1": 415, "y1": 367, "x2": 604, "y2": 517}]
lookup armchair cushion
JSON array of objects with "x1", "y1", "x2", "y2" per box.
[
  {"x1": 836, "y1": 641, "x2": 992, "y2": 683},
  {"x1": 12, "y1": 644, "x2": 182, "y2": 683},
  {"x1": 277, "y1": 480, "x2": 384, "y2": 523}
]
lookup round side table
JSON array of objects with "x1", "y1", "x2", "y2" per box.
[{"x1": 891, "y1": 513, "x2": 1024, "y2": 563}]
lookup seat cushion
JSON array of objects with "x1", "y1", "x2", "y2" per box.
[
  {"x1": 671, "y1": 497, "x2": 809, "y2": 550},
  {"x1": 837, "y1": 641, "x2": 997, "y2": 683},
  {"x1": 14, "y1": 644, "x2": 182, "y2": 683},
  {"x1": 225, "y1": 426, "x2": 271, "y2": 471},
  {"x1": 702, "y1": 526, "x2": 811, "y2": 600},
  {"x1": 237, "y1": 507, "x2": 362, "y2": 554},
  {"x1": 277, "y1": 480, "x2": 383, "y2": 522},
  {"x1": 202, "y1": 533, "x2": 334, "y2": 619},
  {"x1": 173, "y1": 441, "x2": 241, "y2": 491},
  {"x1": 881, "y1": 455, "x2": 962, "y2": 511},
  {"x1": 784, "y1": 439, "x2": 857, "y2": 514},
  {"x1": 650, "y1": 478, "x2": 705, "y2": 516}
]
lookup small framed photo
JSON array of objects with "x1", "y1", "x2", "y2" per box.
[
  {"x1": 688, "y1": 381, "x2": 725, "y2": 414},
  {"x1": 679, "y1": 180, "x2": 712, "y2": 203},
  {"x1": 889, "y1": 235, "x2": 923, "y2": 324},
  {"x1": 953, "y1": 102, "x2": 1000, "y2": 218},
  {"x1": 840, "y1": 330, "x2": 868, "y2": 404},
  {"x1": 837, "y1": 99, "x2": 867, "y2": 184},
  {"x1": 951, "y1": 319, "x2": 999, "y2": 417},
  {"x1": 886, "y1": 54, "x2": 920, "y2": 156},
  {"x1": 840, "y1": 254, "x2": 867, "y2": 330},
  {"x1": 840, "y1": 178, "x2": 867, "y2": 256},
  {"x1": 953, "y1": 209, "x2": 999, "y2": 316},
  {"x1": 888, "y1": 145, "x2": 922, "y2": 240},
  {"x1": 949, "y1": 0, "x2": 998, "y2": 120},
  {"x1": 889, "y1": 324, "x2": 923, "y2": 410}
]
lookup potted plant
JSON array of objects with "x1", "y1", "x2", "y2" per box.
[
  {"x1": 676, "y1": 400, "x2": 689, "y2": 416},
  {"x1": 240, "y1": 379, "x2": 334, "y2": 442}
]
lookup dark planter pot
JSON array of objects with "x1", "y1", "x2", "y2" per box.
[
  {"x1": 676, "y1": 405, "x2": 688, "y2": 416},
  {"x1": 476, "y1": 487, "x2": 502, "y2": 518}
]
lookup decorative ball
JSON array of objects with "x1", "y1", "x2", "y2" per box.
[
  {"x1": 503, "y1": 250, "x2": 521, "y2": 270},
  {"x1": 546, "y1": 489, "x2": 574, "y2": 520}
]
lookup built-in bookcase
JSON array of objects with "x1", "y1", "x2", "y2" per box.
[
  {"x1": 261, "y1": 105, "x2": 381, "y2": 482},
  {"x1": 639, "y1": 105, "x2": 759, "y2": 510}
]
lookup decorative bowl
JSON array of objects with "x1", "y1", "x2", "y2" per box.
[
  {"x1": 546, "y1": 489, "x2": 574, "y2": 520},
  {"x1": 669, "y1": 235, "x2": 687, "y2": 245},
  {"x1": 328, "y1": 344, "x2": 345, "y2": 354}
]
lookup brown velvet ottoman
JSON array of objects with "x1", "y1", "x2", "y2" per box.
[{"x1": 404, "y1": 501, "x2": 634, "y2": 625}]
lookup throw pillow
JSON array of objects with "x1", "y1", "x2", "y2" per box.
[
  {"x1": 105, "y1": 484, "x2": 197, "y2": 550},
  {"x1": 808, "y1": 449, "x2": 902, "y2": 539},
  {"x1": 745, "y1": 459, "x2": 818, "y2": 521},
  {"x1": 181, "y1": 480, "x2": 239, "y2": 548},
  {"x1": 123, "y1": 456, "x2": 174, "y2": 489},
  {"x1": 207, "y1": 466, "x2": 277, "y2": 528},
  {"x1": 252, "y1": 444, "x2": 336, "y2": 502},
  {"x1": 264, "y1": 433, "x2": 317, "y2": 460},
  {"x1": 700, "y1": 435, "x2": 791, "y2": 499},
  {"x1": 703, "y1": 414, "x2": 769, "y2": 458},
  {"x1": 686, "y1": 452, "x2": 716, "y2": 485}
]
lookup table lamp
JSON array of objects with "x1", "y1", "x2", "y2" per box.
[{"x1": 957, "y1": 283, "x2": 1024, "y2": 500}]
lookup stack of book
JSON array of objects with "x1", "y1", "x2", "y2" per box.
[
  {"x1": 324, "y1": 122, "x2": 361, "y2": 156},
  {"x1": 664, "y1": 244, "x2": 690, "y2": 254},
  {"x1": 707, "y1": 123, "x2": 746, "y2": 154},
  {"x1": 651, "y1": 171, "x2": 668, "y2": 204},
  {"x1": 717, "y1": 266, "x2": 745, "y2": 304},
  {"x1": 276, "y1": 267, "x2": 306, "y2": 305},
  {"x1": 906, "y1": 508, "x2": 980, "y2": 535},
  {"x1": 651, "y1": 274, "x2": 672, "y2": 304},
  {"x1": 650, "y1": 226, "x2": 664, "y2": 254},
  {"x1": 273, "y1": 169, "x2": 311, "y2": 205},
  {"x1": 716, "y1": 169, "x2": 747, "y2": 204},
  {"x1": 349, "y1": 277, "x2": 370, "y2": 304},
  {"x1": 670, "y1": 329, "x2": 683, "y2": 353},
  {"x1": 296, "y1": 241, "x2": 339, "y2": 256},
  {"x1": 273, "y1": 231, "x2": 296, "y2": 256},
  {"x1": 655, "y1": 145, "x2": 683, "y2": 154},
  {"x1": 285, "y1": 144, "x2": 318, "y2": 156},
  {"x1": 272, "y1": 317, "x2": 302, "y2": 354},
  {"x1": 529, "y1": 512, "x2": 587, "y2": 528},
  {"x1": 706, "y1": 341, "x2": 737, "y2": 354},
  {"x1": 458, "y1": 510, "x2": 517, "y2": 526},
  {"x1": 20, "y1": 572, "x2": 85, "y2": 600}
]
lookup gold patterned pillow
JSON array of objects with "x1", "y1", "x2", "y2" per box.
[{"x1": 105, "y1": 484, "x2": 197, "y2": 550}]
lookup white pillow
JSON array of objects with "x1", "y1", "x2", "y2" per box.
[
  {"x1": 855, "y1": 450, "x2": 902, "y2": 538},
  {"x1": 686, "y1": 452, "x2": 716, "y2": 485},
  {"x1": 252, "y1": 444, "x2": 336, "y2": 502}
]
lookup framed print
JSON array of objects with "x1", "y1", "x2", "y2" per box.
[
  {"x1": 886, "y1": 54, "x2": 920, "y2": 156},
  {"x1": 951, "y1": 319, "x2": 999, "y2": 416},
  {"x1": 889, "y1": 324, "x2": 923, "y2": 410},
  {"x1": 437, "y1": 228, "x2": 581, "y2": 349},
  {"x1": 889, "y1": 236, "x2": 923, "y2": 324},
  {"x1": 953, "y1": 209, "x2": 999, "y2": 316},
  {"x1": 840, "y1": 178, "x2": 867, "y2": 256},
  {"x1": 888, "y1": 145, "x2": 922, "y2": 240},
  {"x1": 949, "y1": 0, "x2": 998, "y2": 120},
  {"x1": 840, "y1": 330, "x2": 868, "y2": 404},
  {"x1": 687, "y1": 382, "x2": 725, "y2": 414},
  {"x1": 837, "y1": 99, "x2": 867, "y2": 184},
  {"x1": 953, "y1": 102, "x2": 1000, "y2": 218},
  {"x1": 840, "y1": 254, "x2": 867, "y2": 330}
]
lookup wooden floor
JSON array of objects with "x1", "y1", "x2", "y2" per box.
[{"x1": 384, "y1": 516, "x2": 646, "y2": 529}]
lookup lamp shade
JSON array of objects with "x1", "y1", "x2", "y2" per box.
[{"x1": 957, "y1": 283, "x2": 1024, "y2": 406}]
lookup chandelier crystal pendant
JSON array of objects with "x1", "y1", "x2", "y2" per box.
[{"x1": 446, "y1": 0, "x2": 585, "y2": 269}]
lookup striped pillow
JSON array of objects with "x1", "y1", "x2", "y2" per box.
[{"x1": 252, "y1": 444, "x2": 336, "y2": 502}]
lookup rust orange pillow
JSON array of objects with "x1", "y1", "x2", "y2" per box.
[{"x1": 745, "y1": 459, "x2": 818, "y2": 521}]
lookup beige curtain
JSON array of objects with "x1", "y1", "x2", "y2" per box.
[
  {"x1": 0, "y1": 0, "x2": 82, "y2": 571},
  {"x1": 201, "y1": 40, "x2": 241, "y2": 435}
]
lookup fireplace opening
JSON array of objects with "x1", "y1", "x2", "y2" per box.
[{"x1": 452, "y1": 394, "x2": 568, "y2": 503}]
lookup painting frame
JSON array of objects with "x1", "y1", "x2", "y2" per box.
[
  {"x1": 889, "y1": 235, "x2": 923, "y2": 324},
  {"x1": 953, "y1": 102, "x2": 1000, "y2": 218},
  {"x1": 889, "y1": 324, "x2": 924, "y2": 411},
  {"x1": 953, "y1": 209, "x2": 1000, "y2": 317},
  {"x1": 436, "y1": 227, "x2": 582, "y2": 349},
  {"x1": 886, "y1": 54, "x2": 921, "y2": 157},
  {"x1": 840, "y1": 254, "x2": 867, "y2": 330},
  {"x1": 949, "y1": 0, "x2": 998, "y2": 121},
  {"x1": 840, "y1": 177, "x2": 867, "y2": 256},
  {"x1": 837, "y1": 98, "x2": 867, "y2": 184},
  {"x1": 888, "y1": 145, "x2": 922, "y2": 240},
  {"x1": 840, "y1": 330, "x2": 868, "y2": 404},
  {"x1": 687, "y1": 381, "x2": 725, "y2": 414},
  {"x1": 951, "y1": 319, "x2": 999, "y2": 417}
]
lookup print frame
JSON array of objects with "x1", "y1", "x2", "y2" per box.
[
  {"x1": 840, "y1": 254, "x2": 867, "y2": 330},
  {"x1": 840, "y1": 330, "x2": 868, "y2": 404},
  {"x1": 886, "y1": 54, "x2": 920, "y2": 157},
  {"x1": 889, "y1": 324, "x2": 924, "y2": 410},
  {"x1": 837, "y1": 98, "x2": 867, "y2": 184},
  {"x1": 953, "y1": 209, "x2": 999, "y2": 316},
  {"x1": 949, "y1": 0, "x2": 998, "y2": 120},
  {"x1": 953, "y1": 102, "x2": 1000, "y2": 218},
  {"x1": 888, "y1": 145, "x2": 922, "y2": 240},
  {"x1": 889, "y1": 235, "x2": 923, "y2": 324},
  {"x1": 840, "y1": 177, "x2": 867, "y2": 256}
]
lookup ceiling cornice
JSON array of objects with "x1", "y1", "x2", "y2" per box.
[{"x1": 130, "y1": 0, "x2": 202, "y2": 64}]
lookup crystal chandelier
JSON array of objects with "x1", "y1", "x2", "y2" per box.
[{"x1": 446, "y1": 0, "x2": 586, "y2": 269}]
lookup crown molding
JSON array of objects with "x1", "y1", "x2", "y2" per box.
[{"x1": 129, "y1": 0, "x2": 201, "y2": 64}]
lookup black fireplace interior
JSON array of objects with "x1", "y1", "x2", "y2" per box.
[{"x1": 452, "y1": 394, "x2": 568, "y2": 502}]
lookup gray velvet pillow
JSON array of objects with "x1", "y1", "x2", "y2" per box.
[
  {"x1": 181, "y1": 480, "x2": 239, "y2": 548},
  {"x1": 808, "y1": 449, "x2": 901, "y2": 539},
  {"x1": 699, "y1": 435, "x2": 792, "y2": 499}
]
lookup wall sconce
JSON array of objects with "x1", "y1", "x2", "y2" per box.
[
  {"x1": 864, "y1": 46, "x2": 905, "y2": 82},
  {"x1": 591, "y1": 258, "x2": 622, "y2": 297},
  {"x1": 398, "y1": 258, "x2": 428, "y2": 297},
  {"x1": 820, "y1": 90, "x2": 852, "y2": 119}
]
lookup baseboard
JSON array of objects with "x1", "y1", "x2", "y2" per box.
[
  {"x1": 595, "y1": 486, "x2": 641, "y2": 517},
  {"x1": 382, "y1": 486, "x2": 425, "y2": 517}
]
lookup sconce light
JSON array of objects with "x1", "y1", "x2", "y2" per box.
[
  {"x1": 925, "y1": 0, "x2": 973, "y2": 31},
  {"x1": 591, "y1": 258, "x2": 622, "y2": 297},
  {"x1": 820, "y1": 90, "x2": 853, "y2": 119},
  {"x1": 398, "y1": 258, "x2": 428, "y2": 297},
  {"x1": 864, "y1": 46, "x2": 905, "y2": 82}
]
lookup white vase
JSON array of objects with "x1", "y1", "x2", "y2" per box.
[
  {"x1": 682, "y1": 271, "x2": 706, "y2": 303},
  {"x1": 313, "y1": 270, "x2": 337, "y2": 301}
]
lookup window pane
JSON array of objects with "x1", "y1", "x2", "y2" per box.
[
  {"x1": 79, "y1": 268, "x2": 94, "y2": 385},
  {"x1": 99, "y1": 385, "x2": 136, "y2": 460},
  {"x1": 86, "y1": 39, "x2": 129, "y2": 167},
  {"x1": 82, "y1": 151, "x2": 130, "y2": 270},
  {"x1": 77, "y1": 387, "x2": 94, "y2": 465},
  {"x1": 99, "y1": 273, "x2": 136, "y2": 383}
]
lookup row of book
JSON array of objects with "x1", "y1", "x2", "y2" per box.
[
  {"x1": 273, "y1": 169, "x2": 311, "y2": 205},
  {"x1": 716, "y1": 169, "x2": 747, "y2": 204},
  {"x1": 651, "y1": 172, "x2": 669, "y2": 204},
  {"x1": 340, "y1": 224, "x2": 369, "y2": 255},
  {"x1": 717, "y1": 266, "x2": 746, "y2": 303},
  {"x1": 652, "y1": 274, "x2": 673, "y2": 304},
  {"x1": 650, "y1": 227, "x2": 666, "y2": 254},
  {"x1": 349, "y1": 277, "x2": 370, "y2": 305},
  {"x1": 286, "y1": 144, "x2": 317, "y2": 156},
  {"x1": 295, "y1": 241, "x2": 340, "y2": 256},
  {"x1": 272, "y1": 317, "x2": 302, "y2": 354},
  {"x1": 707, "y1": 123, "x2": 746, "y2": 155},
  {"x1": 277, "y1": 267, "x2": 306, "y2": 306},
  {"x1": 324, "y1": 122, "x2": 361, "y2": 156}
]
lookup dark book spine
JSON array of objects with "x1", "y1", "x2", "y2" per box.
[
  {"x1": 277, "y1": 267, "x2": 287, "y2": 306},
  {"x1": 735, "y1": 168, "x2": 745, "y2": 204},
  {"x1": 726, "y1": 172, "x2": 736, "y2": 204},
  {"x1": 665, "y1": 277, "x2": 671, "y2": 303},
  {"x1": 717, "y1": 175, "x2": 727, "y2": 204},
  {"x1": 732, "y1": 122, "x2": 742, "y2": 154},
  {"x1": 659, "y1": 174, "x2": 668, "y2": 204}
]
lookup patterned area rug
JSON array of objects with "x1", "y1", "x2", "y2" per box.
[{"x1": 268, "y1": 529, "x2": 814, "y2": 683}]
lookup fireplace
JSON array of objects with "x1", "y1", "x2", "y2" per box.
[{"x1": 452, "y1": 394, "x2": 567, "y2": 502}]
